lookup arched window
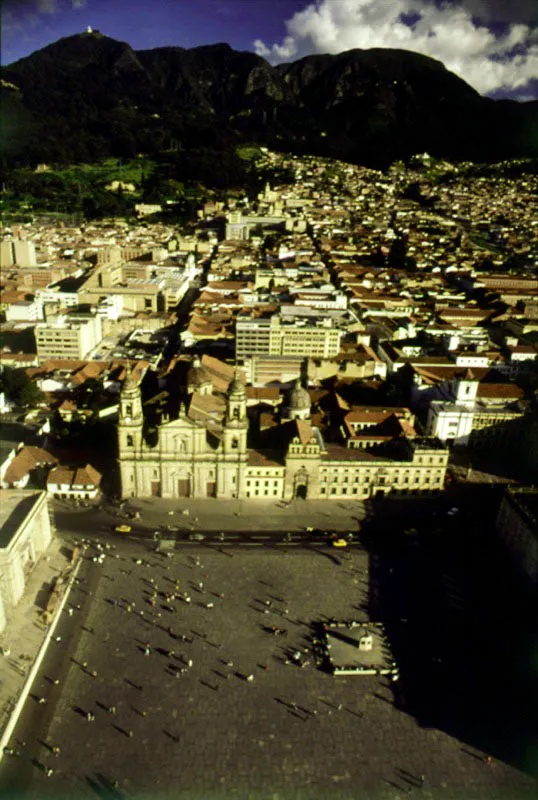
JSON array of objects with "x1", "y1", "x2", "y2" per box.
[
  {"x1": 231, "y1": 437, "x2": 239, "y2": 449},
  {"x1": 126, "y1": 434, "x2": 134, "y2": 447},
  {"x1": 125, "y1": 404, "x2": 132, "y2": 417},
  {"x1": 232, "y1": 406, "x2": 239, "y2": 419}
]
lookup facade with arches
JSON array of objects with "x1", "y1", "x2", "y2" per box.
[{"x1": 117, "y1": 365, "x2": 449, "y2": 501}]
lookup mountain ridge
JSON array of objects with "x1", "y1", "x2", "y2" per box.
[{"x1": 2, "y1": 32, "x2": 537, "y2": 170}]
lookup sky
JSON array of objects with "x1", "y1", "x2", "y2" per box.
[{"x1": 2, "y1": 0, "x2": 537, "y2": 100}]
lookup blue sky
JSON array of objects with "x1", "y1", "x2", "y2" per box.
[{"x1": 2, "y1": 1, "x2": 537, "y2": 100}]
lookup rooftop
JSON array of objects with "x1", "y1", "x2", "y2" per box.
[{"x1": 0, "y1": 489, "x2": 43, "y2": 549}]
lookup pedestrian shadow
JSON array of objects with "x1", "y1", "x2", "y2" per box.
[
  {"x1": 461, "y1": 747, "x2": 486, "y2": 761},
  {"x1": 31, "y1": 758, "x2": 46, "y2": 773},
  {"x1": 124, "y1": 678, "x2": 142, "y2": 691},
  {"x1": 86, "y1": 773, "x2": 124, "y2": 799},
  {"x1": 383, "y1": 778, "x2": 405, "y2": 791},
  {"x1": 199, "y1": 679, "x2": 219, "y2": 691},
  {"x1": 111, "y1": 724, "x2": 131, "y2": 738},
  {"x1": 372, "y1": 692, "x2": 394, "y2": 705},
  {"x1": 397, "y1": 767, "x2": 422, "y2": 787}
]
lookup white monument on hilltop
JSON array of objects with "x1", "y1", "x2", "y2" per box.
[{"x1": 87, "y1": 25, "x2": 93, "y2": 34}]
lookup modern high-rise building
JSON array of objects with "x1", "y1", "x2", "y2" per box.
[
  {"x1": 34, "y1": 313, "x2": 103, "y2": 360},
  {"x1": 0, "y1": 239, "x2": 37, "y2": 267},
  {"x1": 236, "y1": 315, "x2": 342, "y2": 359}
]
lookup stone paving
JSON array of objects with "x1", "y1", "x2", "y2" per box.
[
  {"x1": 54, "y1": 495, "x2": 369, "y2": 534},
  {"x1": 0, "y1": 537, "x2": 535, "y2": 800}
]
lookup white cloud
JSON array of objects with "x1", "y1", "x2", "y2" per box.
[{"x1": 253, "y1": 0, "x2": 538, "y2": 97}]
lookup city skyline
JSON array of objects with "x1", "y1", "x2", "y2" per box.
[{"x1": 2, "y1": 0, "x2": 537, "y2": 101}]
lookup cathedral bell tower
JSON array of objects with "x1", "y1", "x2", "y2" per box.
[
  {"x1": 118, "y1": 365, "x2": 143, "y2": 454},
  {"x1": 223, "y1": 370, "x2": 248, "y2": 454}
]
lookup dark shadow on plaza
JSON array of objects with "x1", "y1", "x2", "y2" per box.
[{"x1": 361, "y1": 490, "x2": 538, "y2": 780}]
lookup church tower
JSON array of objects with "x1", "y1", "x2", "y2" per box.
[
  {"x1": 453, "y1": 368, "x2": 478, "y2": 409},
  {"x1": 118, "y1": 365, "x2": 143, "y2": 464},
  {"x1": 223, "y1": 371, "x2": 248, "y2": 454},
  {"x1": 218, "y1": 371, "x2": 248, "y2": 498}
]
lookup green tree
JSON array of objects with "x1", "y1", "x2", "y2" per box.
[{"x1": 0, "y1": 366, "x2": 44, "y2": 408}]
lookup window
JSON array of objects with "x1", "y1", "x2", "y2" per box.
[
  {"x1": 126, "y1": 434, "x2": 134, "y2": 447},
  {"x1": 126, "y1": 404, "x2": 132, "y2": 417},
  {"x1": 231, "y1": 438, "x2": 239, "y2": 450}
]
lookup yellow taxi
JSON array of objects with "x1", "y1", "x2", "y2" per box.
[
  {"x1": 114, "y1": 524, "x2": 132, "y2": 534},
  {"x1": 331, "y1": 538, "x2": 348, "y2": 548}
]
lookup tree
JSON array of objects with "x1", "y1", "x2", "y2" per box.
[{"x1": 0, "y1": 366, "x2": 44, "y2": 408}]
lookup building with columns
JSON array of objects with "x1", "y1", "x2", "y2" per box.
[
  {"x1": 118, "y1": 358, "x2": 449, "y2": 501},
  {"x1": 0, "y1": 490, "x2": 53, "y2": 633}
]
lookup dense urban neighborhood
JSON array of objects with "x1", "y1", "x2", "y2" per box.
[{"x1": 0, "y1": 147, "x2": 537, "y2": 798}]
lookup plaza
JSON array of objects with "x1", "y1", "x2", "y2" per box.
[{"x1": 0, "y1": 535, "x2": 535, "y2": 800}]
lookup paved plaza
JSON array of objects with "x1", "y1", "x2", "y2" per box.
[{"x1": 0, "y1": 535, "x2": 536, "y2": 800}]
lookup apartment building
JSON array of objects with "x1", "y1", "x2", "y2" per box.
[
  {"x1": 236, "y1": 315, "x2": 342, "y2": 359},
  {"x1": 34, "y1": 313, "x2": 103, "y2": 360},
  {"x1": 0, "y1": 238, "x2": 37, "y2": 267}
]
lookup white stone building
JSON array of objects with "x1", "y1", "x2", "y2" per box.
[
  {"x1": 0, "y1": 490, "x2": 53, "y2": 633},
  {"x1": 118, "y1": 362, "x2": 449, "y2": 501}
]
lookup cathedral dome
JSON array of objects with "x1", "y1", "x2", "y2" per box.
[{"x1": 288, "y1": 379, "x2": 310, "y2": 411}]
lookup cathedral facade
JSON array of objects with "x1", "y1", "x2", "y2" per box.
[{"x1": 117, "y1": 363, "x2": 449, "y2": 501}]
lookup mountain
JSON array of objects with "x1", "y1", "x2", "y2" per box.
[{"x1": 2, "y1": 31, "x2": 537, "y2": 170}]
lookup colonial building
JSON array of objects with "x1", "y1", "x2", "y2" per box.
[
  {"x1": 0, "y1": 490, "x2": 53, "y2": 633},
  {"x1": 426, "y1": 369, "x2": 526, "y2": 446},
  {"x1": 117, "y1": 361, "x2": 449, "y2": 501}
]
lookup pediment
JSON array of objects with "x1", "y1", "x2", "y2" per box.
[{"x1": 159, "y1": 415, "x2": 198, "y2": 432}]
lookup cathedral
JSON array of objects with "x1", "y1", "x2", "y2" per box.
[{"x1": 117, "y1": 357, "x2": 449, "y2": 501}]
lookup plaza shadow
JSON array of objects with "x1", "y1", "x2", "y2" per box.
[{"x1": 361, "y1": 490, "x2": 538, "y2": 781}]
